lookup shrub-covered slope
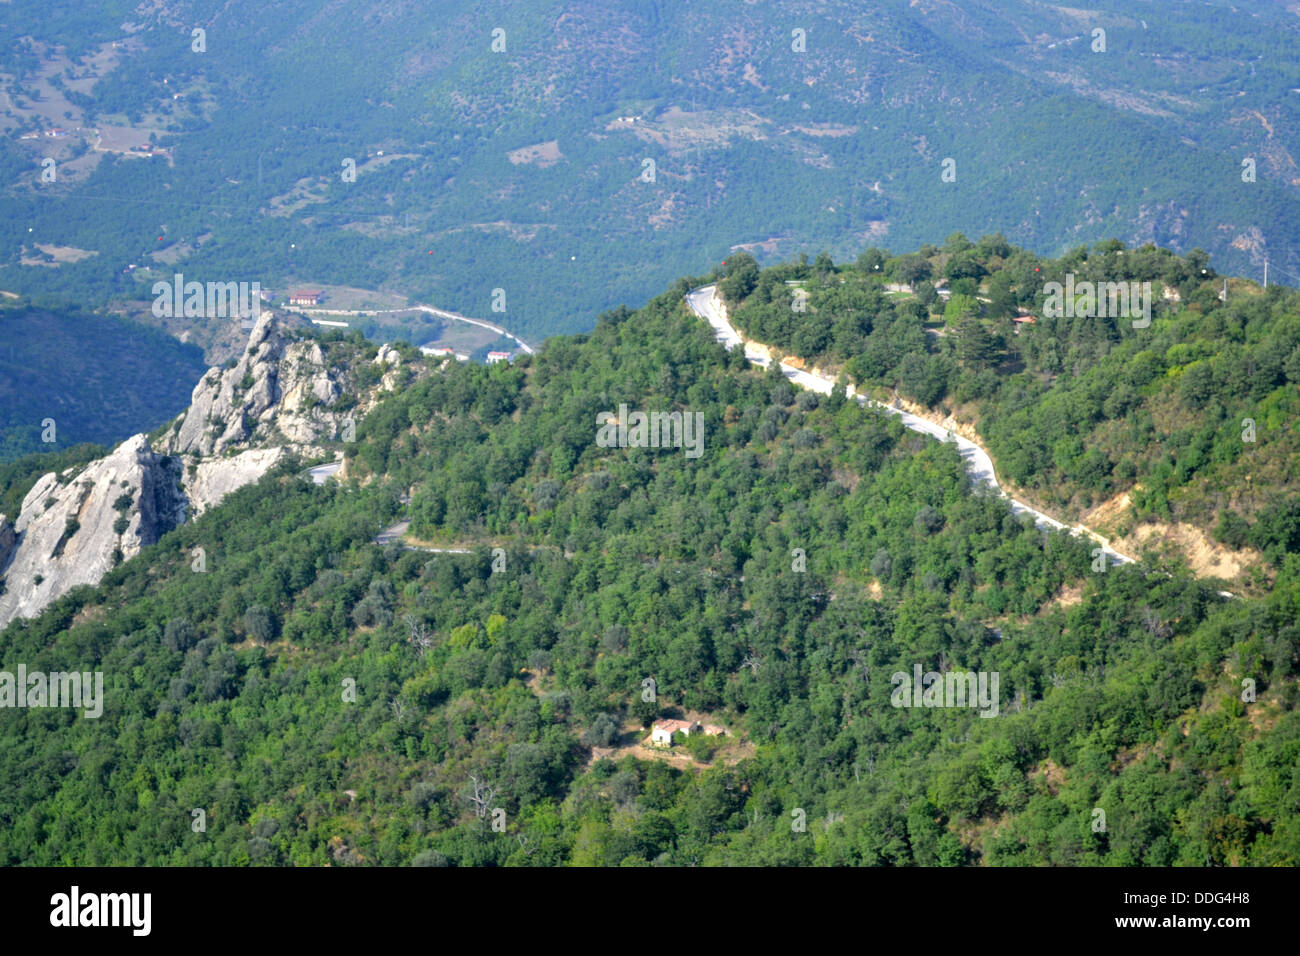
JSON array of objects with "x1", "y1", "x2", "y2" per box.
[{"x1": 0, "y1": 273, "x2": 1296, "y2": 866}]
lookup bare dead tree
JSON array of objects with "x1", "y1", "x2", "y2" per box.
[
  {"x1": 740, "y1": 651, "x2": 762, "y2": 674},
  {"x1": 1141, "y1": 606, "x2": 1172, "y2": 640},
  {"x1": 467, "y1": 774, "x2": 498, "y2": 819},
  {"x1": 389, "y1": 697, "x2": 407, "y2": 721},
  {"x1": 404, "y1": 614, "x2": 433, "y2": 654}
]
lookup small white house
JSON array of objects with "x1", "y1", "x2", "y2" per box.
[{"x1": 651, "y1": 719, "x2": 700, "y2": 747}]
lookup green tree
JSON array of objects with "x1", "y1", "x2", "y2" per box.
[
  {"x1": 243, "y1": 605, "x2": 276, "y2": 643},
  {"x1": 719, "y1": 253, "x2": 761, "y2": 304}
]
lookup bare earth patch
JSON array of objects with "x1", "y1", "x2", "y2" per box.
[
  {"x1": 94, "y1": 124, "x2": 159, "y2": 152},
  {"x1": 507, "y1": 140, "x2": 562, "y2": 167},
  {"x1": 1032, "y1": 758, "x2": 1067, "y2": 795},
  {"x1": 788, "y1": 123, "x2": 858, "y2": 137},
  {"x1": 266, "y1": 176, "x2": 329, "y2": 217},
  {"x1": 624, "y1": 106, "x2": 769, "y2": 154},
  {"x1": 20, "y1": 243, "x2": 98, "y2": 267},
  {"x1": 892, "y1": 394, "x2": 983, "y2": 444},
  {"x1": 854, "y1": 220, "x2": 891, "y2": 243},
  {"x1": 1041, "y1": 581, "x2": 1084, "y2": 613},
  {"x1": 470, "y1": 221, "x2": 551, "y2": 242},
  {"x1": 1116, "y1": 520, "x2": 1260, "y2": 582},
  {"x1": 1112, "y1": 741, "x2": 1160, "y2": 773},
  {"x1": 730, "y1": 236, "x2": 793, "y2": 256},
  {"x1": 1079, "y1": 488, "x2": 1132, "y2": 532},
  {"x1": 586, "y1": 715, "x2": 752, "y2": 772}
]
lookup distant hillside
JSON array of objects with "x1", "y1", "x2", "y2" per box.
[
  {"x1": 2, "y1": 0, "x2": 1298, "y2": 341},
  {"x1": 719, "y1": 235, "x2": 1300, "y2": 591},
  {"x1": 0, "y1": 305, "x2": 207, "y2": 460}
]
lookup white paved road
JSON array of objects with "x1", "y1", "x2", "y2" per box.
[
  {"x1": 307, "y1": 460, "x2": 342, "y2": 485},
  {"x1": 298, "y1": 304, "x2": 535, "y2": 355},
  {"x1": 685, "y1": 285, "x2": 1137, "y2": 568}
]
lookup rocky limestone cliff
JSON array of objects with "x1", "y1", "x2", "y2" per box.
[
  {"x1": 0, "y1": 434, "x2": 186, "y2": 626},
  {"x1": 374, "y1": 343, "x2": 404, "y2": 391},
  {"x1": 0, "y1": 310, "x2": 384, "y2": 630},
  {"x1": 184, "y1": 447, "x2": 291, "y2": 517},
  {"x1": 158, "y1": 310, "x2": 356, "y2": 514}
]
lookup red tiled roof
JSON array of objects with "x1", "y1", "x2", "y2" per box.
[{"x1": 654, "y1": 719, "x2": 694, "y2": 733}]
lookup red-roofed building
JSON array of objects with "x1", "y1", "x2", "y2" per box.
[
  {"x1": 289, "y1": 290, "x2": 323, "y2": 306},
  {"x1": 651, "y1": 719, "x2": 700, "y2": 746}
]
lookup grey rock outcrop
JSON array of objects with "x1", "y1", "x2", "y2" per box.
[
  {"x1": 160, "y1": 309, "x2": 353, "y2": 513},
  {"x1": 0, "y1": 434, "x2": 186, "y2": 626},
  {"x1": 374, "y1": 343, "x2": 403, "y2": 391},
  {"x1": 184, "y1": 447, "x2": 289, "y2": 517},
  {"x1": 165, "y1": 310, "x2": 339, "y2": 455},
  {"x1": 0, "y1": 310, "x2": 375, "y2": 630}
]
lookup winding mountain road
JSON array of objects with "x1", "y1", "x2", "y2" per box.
[
  {"x1": 310, "y1": 283, "x2": 1233, "y2": 597},
  {"x1": 373, "y1": 519, "x2": 473, "y2": 552},
  {"x1": 297, "y1": 303, "x2": 536, "y2": 355},
  {"x1": 306, "y1": 460, "x2": 343, "y2": 484},
  {"x1": 685, "y1": 285, "x2": 1140, "y2": 569}
]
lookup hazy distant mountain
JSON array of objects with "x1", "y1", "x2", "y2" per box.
[
  {"x1": 0, "y1": 306, "x2": 207, "y2": 460},
  {"x1": 2, "y1": 0, "x2": 1297, "y2": 341}
]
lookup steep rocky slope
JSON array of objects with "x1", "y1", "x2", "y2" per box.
[
  {"x1": 158, "y1": 310, "x2": 354, "y2": 515},
  {"x1": 0, "y1": 311, "x2": 397, "y2": 629},
  {"x1": 0, "y1": 435, "x2": 185, "y2": 625}
]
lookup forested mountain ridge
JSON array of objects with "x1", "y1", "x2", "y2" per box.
[
  {"x1": 3, "y1": 0, "x2": 1298, "y2": 342},
  {"x1": 1, "y1": 260, "x2": 1295, "y2": 866},
  {"x1": 719, "y1": 236, "x2": 1300, "y2": 595}
]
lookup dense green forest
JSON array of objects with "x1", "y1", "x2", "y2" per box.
[
  {"x1": 1, "y1": 268, "x2": 1296, "y2": 866},
  {"x1": 3, "y1": 1, "x2": 1299, "y2": 341},
  {"x1": 0, "y1": 305, "x2": 207, "y2": 461},
  {"x1": 722, "y1": 237, "x2": 1300, "y2": 590}
]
